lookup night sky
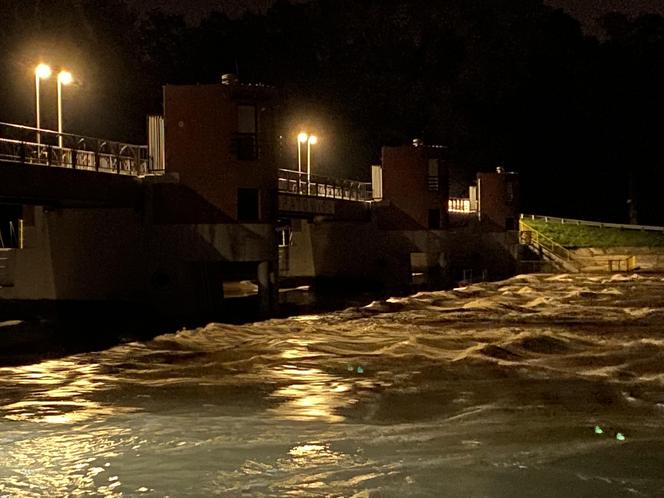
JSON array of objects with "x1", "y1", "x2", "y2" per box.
[
  {"x1": 3, "y1": 0, "x2": 664, "y2": 221},
  {"x1": 131, "y1": 0, "x2": 664, "y2": 26}
]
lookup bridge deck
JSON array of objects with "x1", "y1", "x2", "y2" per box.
[
  {"x1": 0, "y1": 122, "x2": 151, "y2": 176},
  {"x1": 277, "y1": 168, "x2": 372, "y2": 202},
  {"x1": 0, "y1": 122, "x2": 372, "y2": 207}
]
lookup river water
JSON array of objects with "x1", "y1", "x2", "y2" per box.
[{"x1": 1, "y1": 273, "x2": 664, "y2": 497}]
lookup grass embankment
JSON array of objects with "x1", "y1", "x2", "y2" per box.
[{"x1": 522, "y1": 218, "x2": 664, "y2": 248}]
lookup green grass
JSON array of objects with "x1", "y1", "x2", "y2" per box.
[{"x1": 522, "y1": 218, "x2": 664, "y2": 248}]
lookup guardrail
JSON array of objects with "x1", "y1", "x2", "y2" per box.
[
  {"x1": 607, "y1": 255, "x2": 638, "y2": 272},
  {"x1": 0, "y1": 122, "x2": 158, "y2": 176},
  {"x1": 520, "y1": 218, "x2": 640, "y2": 273},
  {"x1": 278, "y1": 168, "x2": 372, "y2": 201},
  {"x1": 519, "y1": 219, "x2": 580, "y2": 271},
  {"x1": 521, "y1": 214, "x2": 664, "y2": 233},
  {"x1": 449, "y1": 197, "x2": 475, "y2": 213}
]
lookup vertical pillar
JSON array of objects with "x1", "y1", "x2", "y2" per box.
[{"x1": 257, "y1": 260, "x2": 277, "y2": 316}]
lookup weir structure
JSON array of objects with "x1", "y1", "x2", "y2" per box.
[{"x1": 0, "y1": 76, "x2": 520, "y2": 321}]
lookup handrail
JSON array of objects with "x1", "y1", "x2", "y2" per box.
[
  {"x1": 0, "y1": 121, "x2": 157, "y2": 176},
  {"x1": 449, "y1": 197, "x2": 475, "y2": 213},
  {"x1": 277, "y1": 168, "x2": 372, "y2": 202},
  {"x1": 607, "y1": 255, "x2": 638, "y2": 272},
  {"x1": 521, "y1": 219, "x2": 640, "y2": 272},
  {"x1": 519, "y1": 219, "x2": 579, "y2": 266},
  {"x1": 521, "y1": 213, "x2": 664, "y2": 233}
]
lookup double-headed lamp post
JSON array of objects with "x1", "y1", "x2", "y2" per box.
[
  {"x1": 57, "y1": 70, "x2": 73, "y2": 148},
  {"x1": 34, "y1": 64, "x2": 74, "y2": 147},
  {"x1": 35, "y1": 63, "x2": 52, "y2": 144},
  {"x1": 297, "y1": 131, "x2": 318, "y2": 192}
]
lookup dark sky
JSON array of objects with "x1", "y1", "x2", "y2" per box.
[
  {"x1": 131, "y1": 0, "x2": 288, "y2": 20},
  {"x1": 130, "y1": 0, "x2": 664, "y2": 25},
  {"x1": 548, "y1": 0, "x2": 664, "y2": 28}
]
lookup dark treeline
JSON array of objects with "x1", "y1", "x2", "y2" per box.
[{"x1": 1, "y1": 0, "x2": 664, "y2": 223}]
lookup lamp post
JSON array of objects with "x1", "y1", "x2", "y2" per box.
[
  {"x1": 297, "y1": 131, "x2": 308, "y2": 193},
  {"x1": 307, "y1": 134, "x2": 317, "y2": 186},
  {"x1": 35, "y1": 63, "x2": 52, "y2": 144},
  {"x1": 57, "y1": 70, "x2": 73, "y2": 148}
]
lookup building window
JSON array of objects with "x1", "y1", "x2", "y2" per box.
[
  {"x1": 427, "y1": 159, "x2": 439, "y2": 191},
  {"x1": 277, "y1": 226, "x2": 292, "y2": 247},
  {"x1": 234, "y1": 105, "x2": 258, "y2": 160},
  {"x1": 237, "y1": 188, "x2": 260, "y2": 222},
  {"x1": 506, "y1": 180, "x2": 514, "y2": 204},
  {"x1": 238, "y1": 105, "x2": 256, "y2": 134},
  {"x1": 428, "y1": 208, "x2": 441, "y2": 229}
]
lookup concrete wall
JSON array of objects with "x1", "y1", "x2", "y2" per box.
[
  {"x1": 572, "y1": 247, "x2": 664, "y2": 272},
  {"x1": 163, "y1": 83, "x2": 278, "y2": 222},
  {"x1": 478, "y1": 171, "x2": 520, "y2": 231},
  {"x1": 0, "y1": 159, "x2": 141, "y2": 207},
  {"x1": 0, "y1": 207, "x2": 143, "y2": 302},
  {"x1": 0, "y1": 208, "x2": 56, "y2": 299},
  {"x1": 280, "y1": 220, "x2": 316, "y2": 278},
  {"x1": 0, "y1": 201, "x2": 279, "y2": 317},
  {"x1": 381, "y1": 145, "x2": 449, "y2": 229},
  {"x1": 280, "y1": 214, "x2": 518, "y2": 290}
]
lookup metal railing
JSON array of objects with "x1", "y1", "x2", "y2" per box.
[
  {"x1": 278, "y1": 168, "x2": 372, "y2": 202},
  {"x1": 519, "y1": 219, "x2": 580, "y2": 270},
  {"x1": 0, "y1": 122, "x2": 158, "y2": 176},
  {"x1": 607, "y1": 256, "x2": 638, "y2": 272},
  {"x1": 520, "y1": 219, "x2": 640, "y2": 273},
  {"x1": 521, "y1": 214, "x2": 664, "y2": 233},
  {"x1": 449, "y1": 197, "x2": 475, "y2": 213}
]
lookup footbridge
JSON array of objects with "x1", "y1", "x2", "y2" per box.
[
  {"x1": 0, "y1": 122, "x2": 151, "y2": 206},
  {"x1": 0, "y1": 122, "x2": 373, "y2": 215},
  {"x1": 276, "y1": 168, "x2": 373, "y2": 218}
]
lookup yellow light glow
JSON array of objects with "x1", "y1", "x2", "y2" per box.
[
  {"x1": 308, "y1": 135, "x2": 318, "y2": 145},
  {"x1": 58, "y1": 70, "x2": 73, "y2": 85},
  {"x1": 298, "y1": 132, "x2": 309, "y2": 143},
  {"x1": 35, "y1": 63, "x2": 52, "y2": 79},
  {"x1": 268, "y1": 362, "x2": 351, "y2": 423}
]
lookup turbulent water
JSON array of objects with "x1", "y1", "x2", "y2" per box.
[{"x1": 2, "y1": 273, "x2": 664, "y2": 497}]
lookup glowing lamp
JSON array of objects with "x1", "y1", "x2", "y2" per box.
[
  {"x1": 35, "y1": 63, "x2": 52, "y2": 79},
  {"x1": 58, "y1": 70, "x2": 73, "y2": 85}
]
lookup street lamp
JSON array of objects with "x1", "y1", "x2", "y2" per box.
[
  {"x1": 297, "y1": 132, "x2": 308, "y2": 192},
  {"x1": 57, "y1": 70, "x2": 73, "y2": 148},
  {"x1": 297, "y1": 131, "x2": 308, "y2": 172},
  {"x1": 307, "y1": 134, "x2": 317, "y2": 185},
  {"x1": 35, "y1": 63, "x2": 52, "y2": 144}
]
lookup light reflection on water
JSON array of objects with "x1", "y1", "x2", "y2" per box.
[
  {"x1": 0, "y1": 359, "x2": 137, "y2": 425},
  {"x1": 269, "y1": 364, "x2": 352, "y2": 423},
  {"x1": 268, "y1": 341, "x2": 354, "y2": 423},
  {"x1": 1, "y1": 273, "x2": 664, "y2": 495},
  {"x1": 0, "y1": 361, "x2": 142, "y2": 495},
  {"x1": 0, "y1": 426, "x2": 131, "y2": 497}
]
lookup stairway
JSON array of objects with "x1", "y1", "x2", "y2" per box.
[
  {"x1": 0, "y1": 249, "x2": 15, "y2": 287},
  {"x1": 518, "y1": 221, "x2": 581, "y2": 273},
  {"x1": 518, "y1": 220, "x2": 639, "y2": 273}
]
